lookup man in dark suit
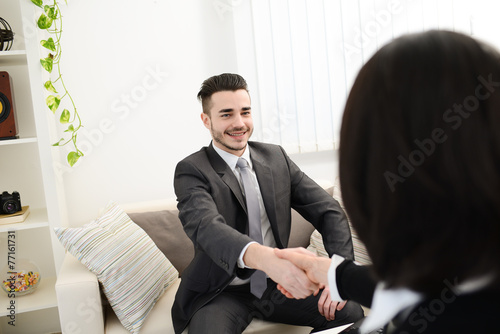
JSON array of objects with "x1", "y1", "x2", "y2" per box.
[{"x1": 172, "y1": 73, "x2": 363, "y2": 334}]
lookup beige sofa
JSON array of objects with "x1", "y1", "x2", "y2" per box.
[
  {"x1": 55, "y1": 185, "x2": 369, "y2": 334},
  {"x1": 55, "y1": 200, "x2": 320, "y2": 334}
]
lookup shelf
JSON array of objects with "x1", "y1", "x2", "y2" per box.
[
  {"x1": 0, "y1": 1, "x2": 64, "y2": 331},
  {"x1": 0, "y1": 50, "x2": 27, "y2": 66},
  {"x1": 0, "y1": 50, "x2": 26, "y2": 58},
  {"x1": 0, "y1": 276, "x2": 57, "y2": 316},
  {"x1": 0, "y1": 137, "x2": 37, "y2": 146},
  {"x1": 0, "y1": 208, "x2": 49, "y2": 232}
]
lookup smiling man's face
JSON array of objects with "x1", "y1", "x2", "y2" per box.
[{"x1": 201, "y1": 89, "x2": 254, "y2": 156}]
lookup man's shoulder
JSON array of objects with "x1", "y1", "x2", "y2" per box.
[
  {"x1": 178, "y1": 146, "x2": 210, "y2": 164},
  {"x1": 174, "y1": 147, "x2": 215, "y2": 180},
  {"x1": 248, "y1": 141, "x2": 284, "y2": 155}
]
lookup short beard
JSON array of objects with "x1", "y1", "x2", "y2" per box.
[{"x1": 211, "y1": 126, "x2": 252, "y2": 153}]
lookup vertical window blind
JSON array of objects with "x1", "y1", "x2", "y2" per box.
[{"x1": 233, "y1": 0, "x2": 472, "y2": 154}]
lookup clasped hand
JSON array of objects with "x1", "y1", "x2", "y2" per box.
[
  {"x1": 255, "y1": 246, "x2": 319, "y2": 299},
  {"x1": 244, "y1": 244, "x2": 345, "y2": 320},
  {"x1": 272, "y1": 247, "x2": 347, "y2": 320}
]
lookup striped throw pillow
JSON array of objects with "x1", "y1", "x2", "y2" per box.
[{"x1": 54, "y1": 202, "x2": 178, "y2": 334}]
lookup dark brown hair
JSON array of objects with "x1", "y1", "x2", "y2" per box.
[
  {"x1": 339, "y1": 30, "x2": 500, "y2": 294},
  {"x1": 197, "y1": 73, "x2": 249, "y2": 115}
]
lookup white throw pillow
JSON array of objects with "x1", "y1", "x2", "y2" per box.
[{"x1": 54, "y1": 202, "x2": 178, "y2": 334}]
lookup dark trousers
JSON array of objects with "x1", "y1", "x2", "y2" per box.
[{"x1": 188, "y1": 279, "x2": 364, "y2": 334}]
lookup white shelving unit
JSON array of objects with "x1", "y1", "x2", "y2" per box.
[{"x1": 0, "y1": 1, "x2": 69, "y2": 333}]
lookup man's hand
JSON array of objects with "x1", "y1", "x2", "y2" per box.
[
  {"x1": 274, "y1": 247, "x2": 331, "y2": 286},
  {"x1": 317, "y1": 286, "x2": 347, "y2": 321},
  {"x1": 243, "y1": 244, "x2": 319, "y2": 299}
]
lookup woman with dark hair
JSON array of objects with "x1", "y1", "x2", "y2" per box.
[{"x1": 276, "y1": 30, "x2": 500, "y2": 333}]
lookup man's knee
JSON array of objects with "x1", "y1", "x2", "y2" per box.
[{"x1": 189, "y1": 301, "x2": 251, "y2": 334}]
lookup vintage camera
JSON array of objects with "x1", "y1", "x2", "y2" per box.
[{"x1": 0, "y1": 191, "x2": 21, "y2": 214}]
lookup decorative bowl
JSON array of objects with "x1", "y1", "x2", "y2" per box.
[{"x1": 1, "y1": 259, "x2": 41, "y2": 296}]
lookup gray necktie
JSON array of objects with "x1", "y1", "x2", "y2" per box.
[{"x1": 237, "y1": 157, "x2": 267, "y2": 298}]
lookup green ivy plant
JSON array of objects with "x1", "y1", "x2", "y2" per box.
[{"x1": 31, "y1": 0, "x2": 83, "y2": 166}]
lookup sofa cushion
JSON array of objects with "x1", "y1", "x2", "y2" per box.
[
  {"x1": 288, "y1": 209, "x2": 315, "y2": 248},
  {"x1": 54, "y1": 202, "x2": 179, "y2": 334},
  {"x1": 308, "y1": 182, "x2": 372, "y2": 265},
  {"x1": 129, "y1": 209, "x2": 194, "y2": 275},
  {"x1": 129, "y1": 207, "x2": 316, "y2": 268},
  {"x1": 287, "y1": 186, "x2": 334, "y2": 248}
]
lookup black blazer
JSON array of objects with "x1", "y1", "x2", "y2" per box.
[
  {"x1": 171, "y1": 142, "x2": 353, "y2": 333},
  {"x1": 336, "y1": 260, "x2": 500, "y2": 333}
]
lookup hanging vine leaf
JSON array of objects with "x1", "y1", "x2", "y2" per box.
[
  {"x1": 31, "y1": 0, "x2": 43, "y2": 8},
  {"x1": 52, "y1": 138, "x2": 64, "y2": 146},
  {"x1": 59, "y1": 109, "x2": 70, "y2": 124},
  {"x1": 40, "y1": 55, "x2": 54, "y2": 73},
  {"x1": 67, "y1": 151, "x2": 82, "y2": 167},
  {"x1": 44, "y1": 5, "x2": 58, "y2": 20},
  {"x1": 40, "y1": 38, "x2": 56, "y2": 52},
  {"x1": 33, "y1": 0, "x2": 84, "y2": 166},
  {"x1": 44, "y1": 80, "x2": 57, "y2": 93},
  {"x1": 46, "y1": 95, "x2": 61, "y2": 113},
  {"x1": 37, "y1": 13, "x2": 53, "y2": 29}
]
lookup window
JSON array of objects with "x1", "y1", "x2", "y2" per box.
[{"x1": 233, "y1": 0, "x2": 472, "y2": 154}]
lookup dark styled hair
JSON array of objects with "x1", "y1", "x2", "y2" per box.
[
  {"x1": 197, "y1": 73, "x2": 249, "y2": 115},
  {"x1": 339, "y1": 30, "x2": 500, "y2": 295}
]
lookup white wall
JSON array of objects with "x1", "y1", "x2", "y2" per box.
[
  {"x1": 56, "y1": 0, "x2": 238, "y2": 225},
  {"x1": 52, "y1": 0, "x2": 337, "y2": 226},
  {"x1": 39, "y1": 0, "x2": 498, "y2": 226}
]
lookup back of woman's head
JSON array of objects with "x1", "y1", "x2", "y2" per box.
[{"x1": 339, "y1": 30, "x2": 500, "y2": 294}]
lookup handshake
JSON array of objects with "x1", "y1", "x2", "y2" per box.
[
  {"x1": 244, "y1": 243, "x2": 347, "y2": 320},
  {"x1": 270, "y1": 247, "x2": 348, "y2": 320},
  {"x1": 271, "y1": 247, "x2": 333, "y2": 299}
]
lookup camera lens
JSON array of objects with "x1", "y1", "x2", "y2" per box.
[{"x1": 2, "y1": 201, "x2": 18, "y2": 214}]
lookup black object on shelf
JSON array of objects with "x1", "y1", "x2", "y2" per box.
[{"x1": 0, "y1": 17, "x2": 14, "y2": 51}]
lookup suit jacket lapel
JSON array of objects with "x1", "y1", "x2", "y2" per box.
[{"x1": 206, "y1": 143, "x2": 247, "y2": 212}]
